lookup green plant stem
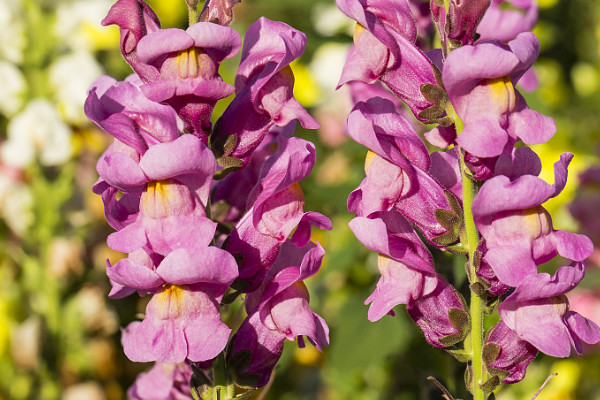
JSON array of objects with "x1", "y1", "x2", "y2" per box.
[
  {"x1": 188, "y1": 3, "x2": 199, "y2": 25},
  {"x1": 460, "y1": 148, "x2": 485, "y2": 400}
]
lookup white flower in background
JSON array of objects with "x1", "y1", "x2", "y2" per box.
[
  {"x1": 1, "y1": 99, "x2": 73, "y2": 168},
  {"x1": 49, "y1": 51, "x2": 103, "y2": 125},
  {"x1": 0, "y1": 0, "x2": 25, "y2": 64},
  {"x1": 310, "y1": 42, "x2": 351, "y2": 96},
  {"x1": 0, "y1": 61, "x2": 26, "y2": 117},
  {"x1": 54, "y1": 0, "x2": 114, "y2": 51},
  {"x1": 312, "y1": 3, "x2": 355, "y2": 37},
  {"x1": 0, "y1": 174, "x2": 33, "y2": 236}
]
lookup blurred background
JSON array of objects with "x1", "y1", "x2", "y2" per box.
[{"x1": 1, "y1": 0, "x2": 600, "y2": 399}]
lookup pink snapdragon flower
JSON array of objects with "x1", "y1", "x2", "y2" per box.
[
  {"x1": 117, "y1": 246, "x2": 238, "y2": 363},
  {"x1": 472, "y1": 152, "x2": 593, "y2": 286},
  {"x1": 483, "y1": 321, "x2": 538, "y2": 383},
  {"x1": 336, "y1": 0, "x2": 445, "y2": 121},
  {"x1": 225, "y1": 136, "x2": 331, "y2": 288},
  {"x1": 97, "y1": 135, "x2": 217, "y2": 256},
  {"x1": 212, "y1": 18, "x2": 318, "y2": 167},
  {"x1": 443, "y1": 32, "x2": 555, "y2": 158},
  {"x1": 135, "y1": 22, "x2": 241, "y2": 138},
  {"x1": 228, "y1": 241, "x2": 329, "y2": 387},
  {"x1": 499, "y1": 262, "x2": 600, "y2": 357},
  {"x1": 102, "y1": 0, "x2": 161, "y2": 82},
  {"x1": 350, "y1": 211, "x2": 469, "y2": 347}
]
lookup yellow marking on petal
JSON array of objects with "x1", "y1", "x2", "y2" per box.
[
  {"x1": 176, "y1": 50, "x2": 190, "y2": 79},
  {"x1": 365, "y1": 150, "x2": 377, "y2": 173},
  {"x1": 188, "y1": 46, "x2": 199, "y2": 77},
  {"x1": 155, "y1": 284, "x2": 186, "y2": 320},
  {"x1": 354, "y1": 23, "x2": 366, "y2": 43},
  {"x1": 487, "y1": 76, "x2": 516, "y2": 114},
  {"x1": 522, "y1": 206, "x2": 552, "y2": 239},
  {"x1": 141, "y1": 179, "x2": 194, "y2": 219}
]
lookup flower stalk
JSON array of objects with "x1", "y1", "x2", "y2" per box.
[{"x1": 460, "y1": 146, "x2": 486, "y2": 400}]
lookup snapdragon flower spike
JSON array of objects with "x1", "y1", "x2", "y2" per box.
[
  {"x1": 128, "y1": 362, "x2": 193, "y2": 400},
  {"x1": 118, "y1": 246, "x2": 238, "y2": 363},
  {"x1": 135, "y1": 22, "x2": 241, "y2": 139},
  {"x1": 336, "y1": 0, "x2": 446, "y2": 122},
  {"x1": 102, "y1": 0, "x2": 161, "y2": 83},
  {"x1": 98, "y1": 134, "x2": 217, "y2": 256},
  {"x1": 443, "y1": 32, "x2": 555, "y2": 158},
  {"x1": 226, "y1": 136, "x2": 331, "y2": 289},
  {"x1": 472, "y1": 152, "x2": 593, "y2": 286},
  {"x1": 499, "y1": 262, "x2": 600, "y2": 357},
  {"x1": 228, "y1": 241, "x2": 329, "y2": 387},
  {"x1": 483, "y1": 321, "x2": 538, "y2": 384},
  {"x1": 211, "y1": 17, "x2": 318, "y2": 168},
  {"x1": 430, "y1": 0, "x2": 491, "y2": 48},
  {"x1": 85, "y1": 74, "x2": 179, "y2": 154}
]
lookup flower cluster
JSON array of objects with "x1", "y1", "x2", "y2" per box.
[
  {"x1": 86, "y1": 0, "x2": 330, "y2": 396},
  {"x1": 337, "y1": 0, "x2": 600, "y2": 395}
]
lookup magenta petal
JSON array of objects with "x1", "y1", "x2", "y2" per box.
[
  {"x1": 566, "y1": 311, "x2": 600, "y2": 352},
  {"x1": 97, "y1": 151, "x2": 147, "y2": 191},
  {"x1": 184, "y1": 316, "x2": 232, "y2": 362},
  {"x1": 122, "y1": 319, "x2": 188, "y2": 363},
  {"x1": 186, "y1": 22, "x2": 241, "y2": 60},
  {"x1": 484, "y1": 245, "x2": 537, "y2": 286},
  {"x1": 136, "y1": 28, "x2": 195, "y2": 64},
  {"x1": 107, "y1": 221, "x2": 147, "y2": 253},
  {"x1": 139, "y1": 135, "x2": 215, "y2": 181},
  {"x1": 156, "y1": 247, "x2": 238, "y2": 287},
  {"x1": 507, "y1": 96, "x2": 556, "y2": 147},
  {"x1": 107, "y1": 257, "x2": 163, "y2": 289},
  {"x1": 473, "y1": 175, "x2": 554, "y2": 217},
  {"x1": 456, "y1": 118, "x2": 508, "y2": 158},
  {"x1": 555, "y1": 230, "x2": 594, "y2": 262}
]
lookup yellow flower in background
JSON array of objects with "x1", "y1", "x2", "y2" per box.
[
  {"x1": 147, "y1": 0, "x2": 187, "y2": 28},
  {"x1": 0, "y1": 299, "x2": 10, "y2": 358},
  {"x1": 529, "y1": 140, "x2": 593, "y2": 231},
  {"x1": 292, "y1": 60, "x2": 322, "y2": 108},
  {"x1": 536, "y1": 360, "x2": 581, "y2": 400}
]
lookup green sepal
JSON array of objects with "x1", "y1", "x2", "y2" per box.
[
  {"x1": 439, "y1": 332, "x2": 466, "y2": 347},
  {"x1": 445, "y1": 348, "x2": 471, "y2": 363},
  {"x1": 435, "y1": 209, "x2": 461, "y2": 231},
  {"x1": 432, "y1": 231, "x2": 460, "y2": 246},
  {"x1": 482, "y1": 343, "x2": 499, "y2": 365},
  {"x1": 480, "y1": 375, "x2": 500, "y2": 394},
  {"x1": 464, "y1": 364, "x2": 473, "y2": 395},
  {"x1": 449, "y1": 308, "x2": 470, "y2": 332},
  {"x1": 470, "y1": 282, "x2": 487, "y2": 297}
]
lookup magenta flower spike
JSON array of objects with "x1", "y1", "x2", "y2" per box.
[
  {"x1": 225, "y1": 136, "x2": 331, "y2": 288},
  {"x1": 135, "y1": 22, "x2": 241, "y2": 139},
  {"x1": 483, "y1": 321, "x2": 538, "y2": 383},
  {"x1": 472, "y1": 152, "x2": 593, "y2": 286},
  {"x1": 98, "y1": 134, "x2": 218, "y2": 256},
  {"x1": 228, "y1": 241, "x2": 329, "y2": 387},
  {"x1": 85, "y1": 74, "x2": 180, "y2": 154},
  {"x1": 336, "y1": 0, "x2": 446, "y2": 122},
  {"x1": 211, "y1": 17, "x2": 318, "y2": 167},
  {"x1": 102, "y1": 0, "x2": 161, "y2": 82},
  {"x1": 443, "y1": 32, "x2": 555, "y2": 157},
  {"x1": 499, "y1": 262, "x2": 600, "y2": 357},
  {"x1": 128, "y1": 362, "x2": 193, "y2": 400},
  {"x1": 118, "y1": 246, "x2": 238, "y2": 363}
]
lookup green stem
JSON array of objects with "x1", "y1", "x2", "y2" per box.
[
  {"x1": 460, "y1": 148, "x2": 486, "y2": 400},
  {"x1": 188, "y1": 2, "x2": 199, "y2": 25}
]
